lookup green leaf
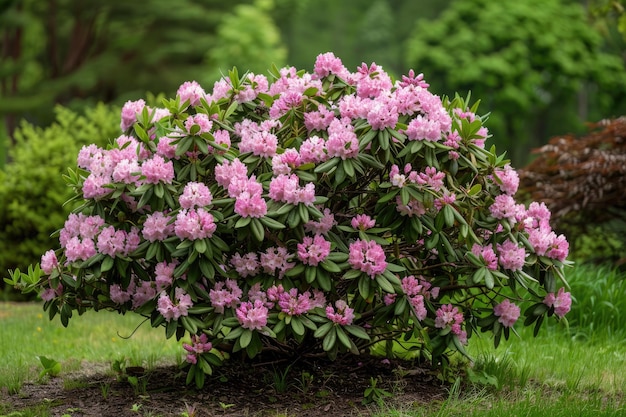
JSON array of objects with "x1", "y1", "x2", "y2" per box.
[
  {"x1": 239, "y1": 329, "x2": 253, "y2": 348},
  {"x1": 100, "y1": 256, "x2": 114, "y2": 273},
  {"x1": 322, "y1": 327, "x2": 337, "y2": 351},
  {"x1": 291, "y1": 316, "x2": 305, "y2": 336},
  {"x1": 344, "y1": 325, "x2": 370, "y2": 340},
  {"x1": 314, "y1": 321, "x2": 334, "y2": 338},
  {"x1": 250, "y1": 218, "x2": 265, "y2": 241},
  {"x1": 335, "y1": 327, "x2": 352, "y2": 349},
  {"x1": 259, "y1": 216, "x2": 286, "y2": 229},
  {"x1": 358, "y1": 276, "x2": 371, "y2": 299},
  {"x1": 375, "y1": 274, "x2": 394, "y2": 293}
]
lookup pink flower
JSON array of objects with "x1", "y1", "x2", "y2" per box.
[
  {"x1": 272, "y1": 149, "x2": 302, "y2": 175},
  {"x1": 304, "y1": 208, "x2": 336, "y2": 235},
  {"x1": 239, "y1": 126, "x2": 278, "y2": 158},
  {"x1": 348, "y1": 239, "x2": 387, "y2": 278},
  {"x1": 112, "y1": 159, "x2": 141, "y2": 184},
  {"x1": 132, "y1": 280, "x2": 157, "y2": 309},
  {"x1": 354, "y1": 62, "x2": 392, "y2": 99},
  {"x1": 313, "y1": 52, "x2": 350, "y2": 79},
  {"x1": 299, "y1": 135, "x2": 328, "y2": 164},
  {"x1": 230, "y1": 252, "x2": 260, "y2": 278},
  {"x1": 405, "y1": 115, "x2": 442, "y2": 142},
  {"x1": 276, "y1": 288, "x2": 314, "y2": 316},
  {"x1": 234, "y1": 191, "x2": 268, "y2": 218},
  {"x1": 260, "y1": 247, "x2": 294, "y2": 279},
  {"x1": 543, "y1": 288, "x2": 572, "y2": 318},
  {"x1": 325, "y1": 300, "x2": 355, "y2": 325},
  {"x1": 96, "y1": 226, "x2": 127, "y2": 257},
  {"x1": 177, "y1": 80, "x2": 206, "y2": 107},
  {"x1": 155, "y1": 260, "x2": 177, "y2": 292},
  {"x1": 351, "y1": 214, "x2": 375, "y2": 231},
  {"x1": 236, "y1": 300, "x2": 269, "y2": 330},
  {"x1": 157, "y1": 288, "x2": 193, "y2": 322},
  {"x1": 304, "y1": 106, "x2": 335, "y2": 131},
  {"x1": 209, "y1": 279, "x2": 243, "y2": 314},
  {"x1": 493, "y1": 164, "x2": 519, "y2": 195},
  {"x1": 326, "y1": 118, "x2": 359, "y2": 160},
  {"x1": 366, "y1": 96, "x2": 399, "y2": 130},
  {"x1": 184, "y1": 113, "x2": 213, "y2": 135},
  {"x1": 142, "y1": 211, "x2": 174, "y2": 242},
  {"x1": 40, "y1": 250, "x2": 59, "y2": 275},
  {"x1": 297, "y1": 235, "x2": 331, "y2": 266},
  {"x1": 268, "y1": 174, "x2": 316, "y2": 206},
  {"x1": 395, "y1": 196, "x2": 426, "y2": 217},
  {"x1": 270, "y1": 90, "x2": 305, "y2": 119},
  {"x1": 110, "y1": 283, "x2": 132, "y2": 304},
  {"x1": 489, "y1": 194, "x2": 524, "y2": 223},
  {"x1": 183, "y1": 333, "x2": 213, "y2": 365},
  {"x1": 64, "y1": 237, "x2": 97, "y2": 262},
  {"x1": 401, "y1": 275, "x2": 439, "y2": 321},
  {"x1": 497, "y1": 239, "x2": 526, "y2": 271},
  {"x1": 493, "y1": 299, "x2": 520, "y2": 327},
  {"x1": 140, "y1": 155, "x2": 175, "y2": 184},
  {"x1": 435, "y1": 304, "x2": 467, "y2": 344},
  {"x1": 174, "y1": 208, "x2": 217, "y2": 240},
  {"x1": 471, "y1": 243, "x2": 498, "y2": 270},
  {"x1": 179, "y1": 182, "x2": 213, "y2": 209},
  {"x1": 433, "y1": 192, "x2": 456, "y2": 211},
  {"x1": 120, "y1": 99, "x2": 145, "y2": 131}
]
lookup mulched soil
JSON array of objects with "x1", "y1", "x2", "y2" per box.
[{"x1": 2, "y1": 355, "x2": 450, "y2": 417}]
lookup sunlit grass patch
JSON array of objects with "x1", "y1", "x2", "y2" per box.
[{"x1": 0, "y1": 302, "x2": 180, "y2": 392}]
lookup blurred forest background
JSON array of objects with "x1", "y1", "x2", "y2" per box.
[{"x1": 2, "y1": 0, "x2": 626, "y2": 295}]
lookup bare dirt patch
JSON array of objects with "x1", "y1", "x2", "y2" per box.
[{"x1": 3, "y1": 355, "x2": 450, "y2": 416}]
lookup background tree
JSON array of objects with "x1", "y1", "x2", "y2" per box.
[
  {"x1": 273, "y1": 0, "x2": 451, "y2": 75},
  {"x1": 0, "y1": 0, "x2": 247, "y2": 145},
  {"x1": 204, "y1": 0, "x2": 287, "y2": 83},
  {"x1": 405, "y1": 0, "x2": 626, "y2": 165}
]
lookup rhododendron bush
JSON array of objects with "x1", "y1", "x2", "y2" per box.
[{"x1": 7, "y1": 53, "x2": 572, "y2": 387}]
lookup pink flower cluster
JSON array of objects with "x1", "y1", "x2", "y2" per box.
[
  {"x1": 471, "y1": 243, "x2": 498, "y2": 270},
  {"x1": 109, "y1": 275, "x2": 158, "y2": 310},
  {"x1": 174, "y1": 208, "x2": 217, "y2": 240},
  {"x1": 267, "y1": 285, "x2": 325, "y2": 316},
  {"x1": 260, "y1": 247, "x2": 295, "y2": 278},
  {"x1": 496, "y1": 239, "x2": 526, "y2": 271},
  {"x1": 489, "y1": 183, "x2": 569, "y2": 263},
  {"x1": 543, "y1": 288, "x2": 572, "y2": 318},
  {"x1": 78, "y1": 133, "x2": 176, "y2": 199},
  {"x1": 236, "y1": 300, "x2": 269, "y2": 330},
  {"x1": 215, "y1": 158, "x2": 267, "y2": 218},
  {"x1": 304, "y1": 208, "x2": 336, "y2": 235},
  {"x1": 179, "y1": 182, "x2": 213, "y2": 209},
  {"x1": 493, "y1": 299, "x2": 521, "y2": 327},
  {"x1": 297, "y1": 235, "x2": 331, "y2": 266},
  {"x1": 348, "y1": 239, "x2": 387, "y2": 278},
  {"x1": 236, "y1": 119, "x2": 280, "y2": 158},
  {"x1": 157, "y1": 288, "x2": 193, "y2": 322},
  {"x1": 400, "y1": 275, "x2": 440, "y2": 321},
  {"x1": 268, "y1": 174, "x2": 316, "y2": 206},
  {"x1": 40, "y1": 250, "x2": 59, "y2": 275},
  {"x1": 183, "y1": 333, "x2": 213, "y2": 365},
  {"x1": 209, "y1": 279, "x2": 243, "y2": 314},
  {"x1": 435, "y1": 304, "x2": 467, "y2": 344},
  {"x1": 325, "y1": 300, "x2": 355, "y2": 325},
  {"x1": 142, "y1": 211, "x2": 175, "y2": 242},
  {"x1": 351, "y1": 214, "x2": 375, "y2": 231},
  {"x1": 59, "y1": 213, "x2": 142, "y2": 262}
]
